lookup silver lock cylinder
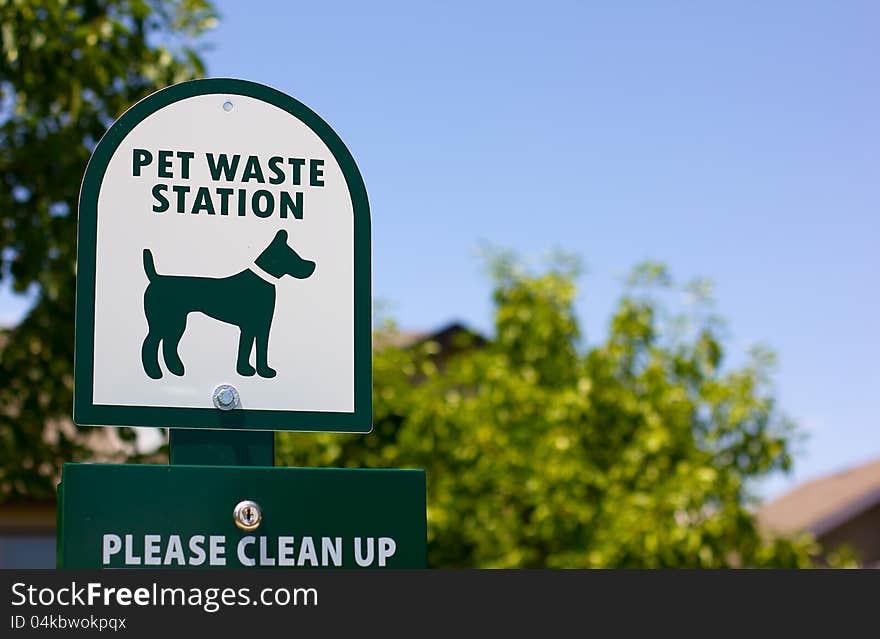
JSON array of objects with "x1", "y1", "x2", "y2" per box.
[{"x1": 233, "y1": 500, "x2": 262, "y2": 531}]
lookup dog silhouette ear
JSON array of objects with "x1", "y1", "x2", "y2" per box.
[{"x1": 274, "y1": 229, "x2": 288, "y2": 243}]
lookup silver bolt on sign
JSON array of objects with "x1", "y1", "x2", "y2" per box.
[{"x1": 212, "y1": 384, "x2": 240, "y2": 411}]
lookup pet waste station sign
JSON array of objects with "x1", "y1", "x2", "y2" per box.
[
  {"x1": 73, "y1": 78, "x2": 370, "y2": 433},
  {"x1": 58, "y1": 79, "x2": 425, "y2": 568}
]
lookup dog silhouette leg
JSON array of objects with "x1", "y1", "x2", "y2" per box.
[
  {"x1": 141, "y1": 331, "x2": 163, "y2": 379},
  {"x1": 236, "y1": 328, "x2": 256, "y2": 377},
  {"x1": 161, "y1": 319, "x2": 186, "y2": 377},
  {"x1": 255, "y1": 326, "x2": 277, "y2": 379}
]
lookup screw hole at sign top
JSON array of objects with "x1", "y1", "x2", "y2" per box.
[{"x1": 223, "y1": 100, "x2": 234, "y2": 112}]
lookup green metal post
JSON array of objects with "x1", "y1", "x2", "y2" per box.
[{"x1": 169, "y1": 429, "x2": 275, "y2": 466}]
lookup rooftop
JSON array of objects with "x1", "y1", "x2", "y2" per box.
[{"x1": 758, "y1": 456, "x2": 880, "y2": 537}]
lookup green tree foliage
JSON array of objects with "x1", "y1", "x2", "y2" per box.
[
  {"x1": 0, "y1": 0, "x2": 215, "y2": 502},
  {"x1": 279, "y1": 256, "x2": 822, "y2": 567}
]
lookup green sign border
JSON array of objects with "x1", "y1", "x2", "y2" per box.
[{"x1": 74, "y1": 78, "x2": 371, "y2": 433}]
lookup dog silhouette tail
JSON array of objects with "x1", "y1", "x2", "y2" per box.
[{"x1": 143, "y1": 249, "x2": 158, "y2": 282}]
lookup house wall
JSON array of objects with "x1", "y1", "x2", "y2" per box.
[
  {"x1": 0, "y1": 502, "x2": 57, "y2": 568},
  {"x1": 818, "y1": 502, "x2": 880, "y2": 567}
]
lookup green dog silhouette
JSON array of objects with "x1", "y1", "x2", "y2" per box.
[{"x1": 141, "y1": 229, "x2": 316, "y2": 379}]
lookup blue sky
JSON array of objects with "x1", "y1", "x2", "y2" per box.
[{"x1": 4, "y1": 1, "x2": 877, "y2": 498}]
